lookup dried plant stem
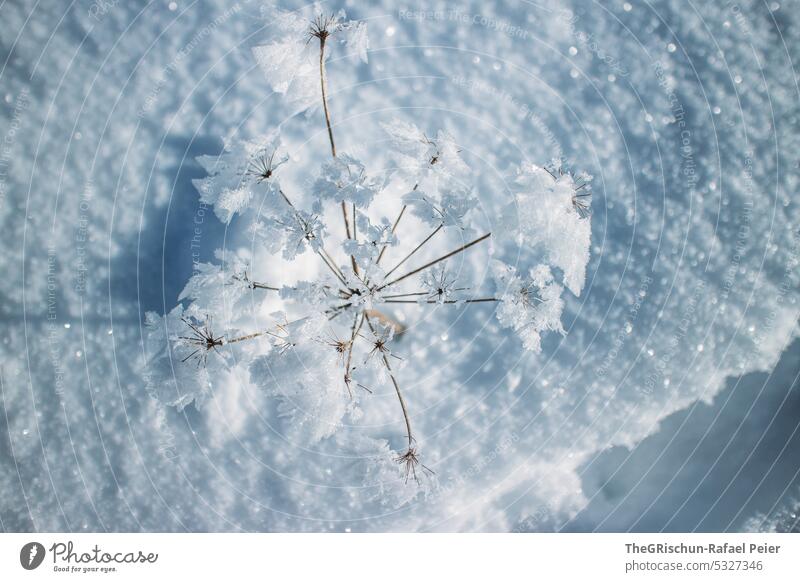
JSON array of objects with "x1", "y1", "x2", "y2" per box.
[
  {"x1": 379, "y1": 232, "x2": 492, "y2": 291},
  {"x1": 349, "y1": 202, "x2": 360, "y2": 276},
  {"x1": 278, "y1": 188, "x2": 298, "y2": 210},
  {"x1": 278, "y1": 188, "x2": 347, "y2": 285},
  {"x1": 382, "y1": 288, "x2": 468, "y2": 299},
  {"x1": 375, "y1": 205, "x2": 407, "y2": 266},
  {"x1": 341, "y1": 202, "x2": 352, "y2": 240},
  {"x1": 251, "y1": 282, "x2": 280, "y2": 291},
  {"x1": 318, "y1": 36, "x2": 336, "y2": 158},
  {"x1": 374, "y1": 182, "x2": 417, "y2": 267},
  {"x1": 343, "y1": 311, "x2": 365, "y2": 394},
  {"x1": 363, "y1": 201, "x2": 410, "y2": 289},
  {"x1": 365, "y1": 313, "x2": 413, "y2": 448},
  {"x1": 383, "y1": 298, "x2": 498, "y2": 305},
  {"x1": 382, "y1": 224, "x2": 443, "y2": 280},
  {"x1": 382, "y1": 291, "x2": 429, "y2": 299},
  {"x1": 223, "y1": 310, "x2": 318, "y2": 346},
  {"x1": 327, "y1": 302, "x2": 352, "y2": 319},
  {"x1": 318, "y1": 247, "x2": 348, "y2": 285},
  {"x1": 320, "y1": 253, "x2": 349, "y2": 287},
  {"x1": 317, "y1": 36, "x2": 359, "y2": 274},
  {"x1": 225, "y1": 331, "x2": 265, "y2": 344},
  {"x1": 329, "y1": 302, "x2": 351, "y2": 313}
]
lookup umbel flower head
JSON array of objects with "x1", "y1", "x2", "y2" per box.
[
  {"x1": 145, "y1": 5, "x2": 593, "y2": 500},
  {"x1": 193, "y1": 132, "x2": 287, "y2": 224},
  {"x1": 252, "y1": 5, "x2": 369, "y2": 112}
]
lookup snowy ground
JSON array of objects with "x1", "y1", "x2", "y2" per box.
[{"x1": 1, "y1": 0, "x2": 798, "y2": 532}]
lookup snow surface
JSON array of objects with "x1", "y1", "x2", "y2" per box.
[{"x1": 1, "y1": 0, "x2": 799, "y2": 532}]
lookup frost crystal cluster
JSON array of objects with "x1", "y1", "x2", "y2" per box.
[{"x1": 145, "y1": 6, "x2": 592, "y2": 492}]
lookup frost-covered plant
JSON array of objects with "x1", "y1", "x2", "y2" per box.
[{"x1": 145, "y1": 7, "x2": 592, "y2": 491}]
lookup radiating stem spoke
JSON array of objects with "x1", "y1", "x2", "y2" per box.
[
  {"x1": 317, "y1": 35, "x2": 360, "y2": 275},
  {"x1": 383, "y1": 298, "x2": 498, "y2": 305},
  {"x1": 319, "y1": 37, "x2": 336, "y2": 158},
  {"x1": 251, "y1": 282, "x2": 280, "y2": 291},
  {"x1": 277, "y1": 187, "x2": 349, "y2": 286},
  {"x1": 364, "y1": 313, "x2": 413, "y2": 448},
  {"x1": 382, "y1": 224, "x2": 443, "y2": 280},
  {"x1": 378, "y1": 232, "x2": 491, "y2": 291},
  {"x1": 225, "y1": 331, "x2": 265, "y2": 344},
  {"x1": 375, "y1": 202, "x2": 408, "y2": 266},
  {"x1": 343, "y1": 311, "x2": 365, "y2": 395}
]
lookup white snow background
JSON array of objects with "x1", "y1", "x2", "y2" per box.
[{"x1": 1, "y1": 0, "x2": 799, "y2": 532}]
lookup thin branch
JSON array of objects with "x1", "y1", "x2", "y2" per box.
[
  {"x1": 343, "y1": 311, "x2": 365, "y2": 394},
  {"x1": 364, "y1": 313, "x2": 413, "y2": 448},
  {"x1": 178, "y1": 316, "x2": 224, "y2": 367},
  {"x1": 382, "y1": 298, "x2": 498, "y2": 305},
  {"x1": 326, "y1": 302, "x2": 352, "y2": 317},
  {"x1": 382, "y1": 224, "x2": 443, "y2": 280},
  {"x1": 317, "y1": 33, "x2": 362, "y2": 276},
  {"x1": 318, "y1": 248, "x2": 349, "y2": 286},
  {"x1": 225, "y1": 331, "x2": 265, "y2": 344},
  {"x1": 277, "y1": 189, "x2": 349, "y2": 287},
  {"x1": 347, "y1": 201, "x2": 359, "y2": 276},
  {"x1": 382, "y1": 287, "x2": 469, "y2": 300},
  {"x1": 374, "y1": 181, "x2": 417, "y2": 267},
  {"x1": 378, "y1": 232, "x2": 491, "y2": 291},
  {"x1": 375, "y1": 204, "x2": 407, "y2": 266},
  {"x1": 251, "y1": 282, "x2": 280, "y2": 291},
  {"x1": 226, "y1": 312, "x2": 316, "y2": 347},
  {"x1": 278, "y1": 188, "x2": 298, "y2": 211},
  {"x1": 231, "y1": 272, "x2": 281, "y2": 292},
  {"x1": 362, "y1": 201, "x2": 410, "y2": 289},
  {"x1": 314, "y1": 250, "x2": 347, "y2": 287},
  {"x1": 318, "y1": 36, "x2": 336, "y2": 158},
  {"x1": 341, "y1": 201, "x2": 352, "y2": 239},
  {"x1": 317, "y1": 33, "x2": 357, "y2": 258},
  {"x1": 381, "y1": 291, "x2": 429, "y2": 299},
  {"x1": 351, "y1": 206, "x2": 361, "y2": 277}
]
